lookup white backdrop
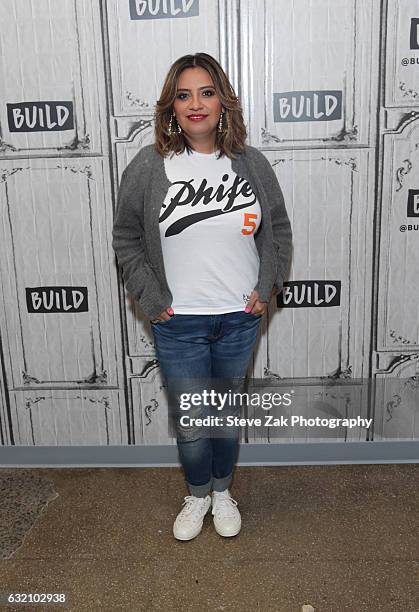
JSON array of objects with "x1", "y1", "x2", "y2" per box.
[{"x1": 0, "y1": 0, "x2": 418, "y2": 450}]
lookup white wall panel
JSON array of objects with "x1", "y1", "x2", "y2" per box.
[
  {"x1": 244, "y1": 380, "x2": 369, "y2": 443},
  {"x1": 10, "y1": 389, "x2": 127, "y2": 445},
  {"x1": 252, "y1": 149, "x2": 374, "y2": 380},
  {"x1": 377, "y1": 116, "x2": 419, "y2": 352},
  {"x1": 0, "y1": 367, "x2": 10, "y2": 445},
  {"x1": 0, "y1": 158, "x2": 120, "y2": 390},
  {"x1": 385, "y1": 0, "x2": 419, "y2": 107},
  {"x1": 106, "y1": 0, "x2": 220, "y2": 118},
  {"x1": 240, "y1": 0, "x2": 380, "y2": 148},
  {"x1": 373, "y1": 357, "x2": 419, "y2": 441},
  {"x1": 130, "y1": 358, "x2": 175, "y2": 445},
  {"x1": 0, "y1": 0, "x2": 106, "y2": 156}
]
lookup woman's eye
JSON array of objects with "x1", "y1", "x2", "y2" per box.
[
  {"x1": 177, "y1": 93, "x2": 188, "y2": 100},
  {"x1": 203, "y1": 90, "x2": 215, "y2": 96}
]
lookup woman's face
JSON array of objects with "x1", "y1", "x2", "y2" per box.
[{"x1": 172, "y1": 66, "x2": 223, "y2": 150}]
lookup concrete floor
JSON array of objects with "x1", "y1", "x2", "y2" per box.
[{"x1": 0, "y1": 464, "x2": 418, "y2": 612}]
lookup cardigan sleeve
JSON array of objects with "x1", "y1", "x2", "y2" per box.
[
  {"x1": 258, "y1": 154, "x2": 293, "y2": 294},
  {"x1": 112, "y1": 157, "x2": 153, "y2": 302}
]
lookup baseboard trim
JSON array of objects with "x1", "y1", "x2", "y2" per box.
[{"x1": 0, "y1": 441, "x2": 418, "y2": 467}]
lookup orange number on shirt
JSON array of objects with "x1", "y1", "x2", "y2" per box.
[{"x1": 242, "y1": 213, "x2": 258, "y2": 235}]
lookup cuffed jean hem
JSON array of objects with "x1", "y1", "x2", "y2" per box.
[
  {"x1": 187, "y1": 478, "x2": 212, "y2": 498},
  {"x1": 187, "y1": 471, "x2": 233, "y2": 497},
  {"x1": 212, "y1": 472, "x2": 233, "y2": 492}
]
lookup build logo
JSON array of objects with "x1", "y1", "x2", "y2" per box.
[
  {"x1": 273, "y1": 91, "x2": 342, "y2": 123},
  {"x1": 277, "y1": 281, "x2": 341, "y2": 308},
  {"x1": 410, "y1": 18, "x2": 419, "y2": 49},
  {"x1": 407, "y1": 189, "x2": 419, "y2": 217},
  {"x1": 26, "y1": 287, "x2": 88, "y2": 313}
]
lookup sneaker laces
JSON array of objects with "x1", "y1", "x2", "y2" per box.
[
  {"x1": 178, "y1": 495, "x2": 208, "y2": 520},
  {"x1": 212, "y1": 492, "x2": 239, "y2": 519}
]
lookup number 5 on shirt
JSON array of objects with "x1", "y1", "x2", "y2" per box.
[{"x1": 242, "y1": 213, "x2": 258, "y2": 235}]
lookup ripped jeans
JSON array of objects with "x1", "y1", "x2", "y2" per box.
[{"x1": 151, "y1": 311, "x2": 262, "y2": 497}]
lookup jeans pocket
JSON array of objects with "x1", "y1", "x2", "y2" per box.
[
  {"x1": 151, "y1": 315, "x2": 175, "y2": 325},
  {"x1": 245, "y1": 311, "x2": 262, "y2": 318}
]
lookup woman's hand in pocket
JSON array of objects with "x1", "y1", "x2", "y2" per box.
[
  {"x1": 245, "y1": 290, "x2": 268, "y2": 316},
  {"x1": 150, "y1": 306, "x2": 174, "y2": 323}
]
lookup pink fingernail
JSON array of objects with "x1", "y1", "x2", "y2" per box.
[
  {"x1": 168, "y1": 307, "x2": 174, "y2": 315},
  {"x1": 244, "y1": 307, "x2": 251, "y2": 313}
]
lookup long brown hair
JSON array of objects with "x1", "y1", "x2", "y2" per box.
[{"x1": 154, "y1": 53, "x2": 247, "y2": 159}]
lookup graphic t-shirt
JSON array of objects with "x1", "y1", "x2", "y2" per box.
[{"x1": 160, "y1": 148, "x2": 262, "y2": 314}]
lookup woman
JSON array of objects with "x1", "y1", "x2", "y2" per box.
[{"x1": 112, "y1": 53, "x2": 292, "y2": 541}]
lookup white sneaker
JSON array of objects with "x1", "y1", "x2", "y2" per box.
[
  {"x1": 212, "y1": 489, "x2": 241, "y2": 537},
  {"x1": 173, "y1": 494, "x2": 212, "y2": 541}
]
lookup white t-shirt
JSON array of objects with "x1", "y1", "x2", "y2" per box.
[{"x1": 160, "y1": 148, "x2": 262, "y2": 314}]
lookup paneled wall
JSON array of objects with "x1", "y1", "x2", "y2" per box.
[{"x1": 0, "y1": 0, "x2": 417, "y2": 450}]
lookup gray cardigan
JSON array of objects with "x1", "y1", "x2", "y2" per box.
[{"x1": 112, "y1": 144, "x2": 292, "y2": 320}]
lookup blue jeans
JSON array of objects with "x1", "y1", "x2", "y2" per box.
[{"x1": 151, "y1": 311, "x2": 262, "y2": 497}]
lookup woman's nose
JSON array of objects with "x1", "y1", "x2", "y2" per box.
[{"x1": 188, "y1": 94, "x2": 203, "y2": 110}]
